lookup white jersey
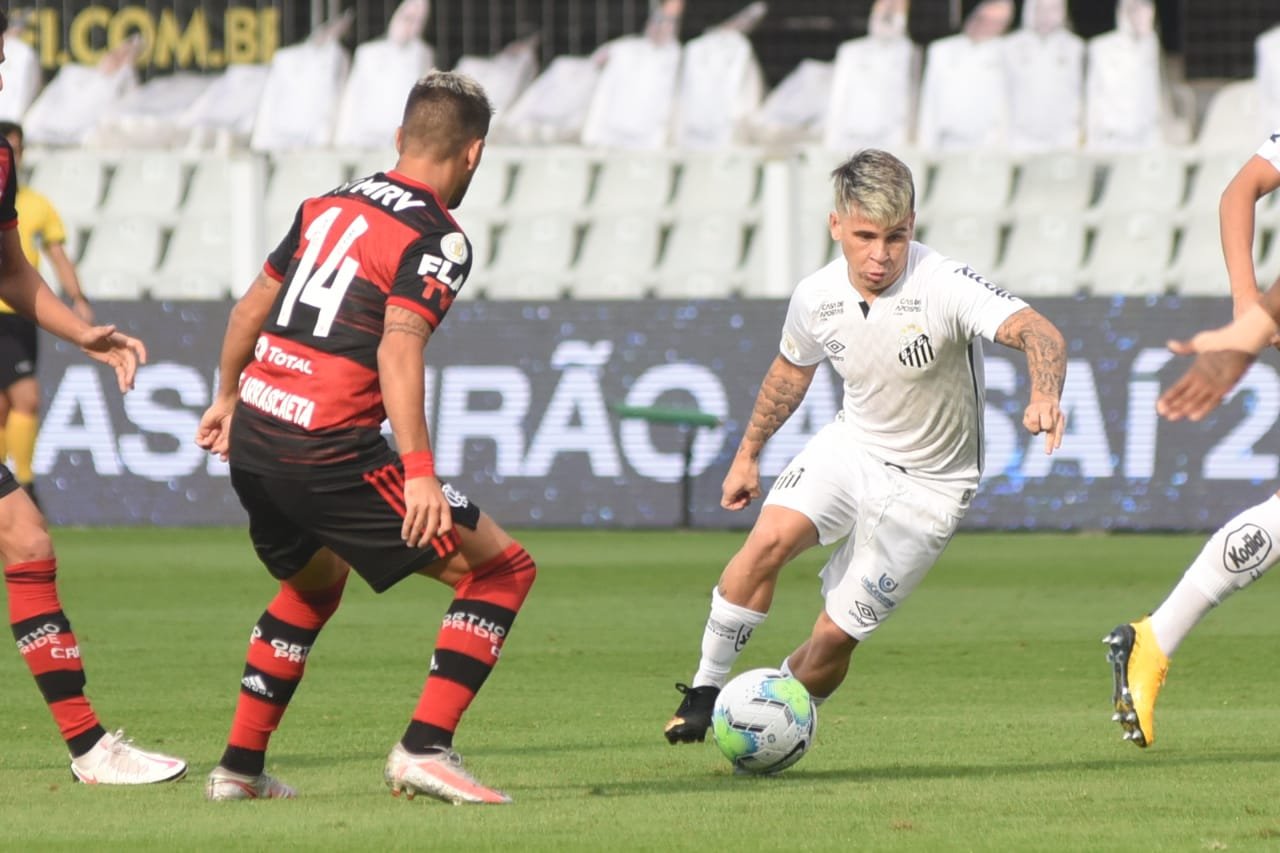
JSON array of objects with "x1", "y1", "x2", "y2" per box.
[
  {"x1": 1256, "y1": 130, "x2": 1280, "y2": 174},
  {"x1": 779, "y1": 242, "x2": 1027, "y2": 485}
]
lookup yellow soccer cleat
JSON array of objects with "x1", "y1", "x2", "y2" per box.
[{"x1": 1104, "y1": 617, "x2": 1170, "y2": 748}]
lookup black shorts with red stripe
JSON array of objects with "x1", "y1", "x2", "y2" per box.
[{"x1": 229, "y1": 462, "x2": 482, "y2": 593}]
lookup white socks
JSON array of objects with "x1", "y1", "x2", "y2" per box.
[
  {"x1": 691, "y1": 587, "x2": 766, "y2": 689},
  {"x1": 1150, "y1": 494, "x2": 1280, "y2": 656}
]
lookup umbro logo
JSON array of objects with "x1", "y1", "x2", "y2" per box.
[
  {"x1": 850, "y1": 601, "x2": 878, "y2": 625},
  {"x1": 241, "y1": 674, "x2": 273, "y2": 698},
  {"x1": 825, "y1": 340, "x2": 846, "y2": 360}
]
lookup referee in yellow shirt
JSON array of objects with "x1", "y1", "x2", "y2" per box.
[{"x1": 0, "y1": 122, "x2": 92, "y2": 507}]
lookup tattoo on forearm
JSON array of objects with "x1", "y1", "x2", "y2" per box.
[
  {"x1": 1023, "y1": 330, "x2": 1065, "y2": 398},
  {"x1": 997, "y1": 310, "x2": 1065, "y2": 399},
  {"x1": 741, "y1": 364, "x2": 809, "y2": 454}
]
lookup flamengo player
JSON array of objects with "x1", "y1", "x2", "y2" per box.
[
  {"x1": 0, "y1": 14, "x2": 186, "y2": 784},
  {"x1": 195, "y1": 71, "x2": 535, "y2": 805},
  {"x1": 664, "y1": 149, "x2": 1067, "y2": 743}
]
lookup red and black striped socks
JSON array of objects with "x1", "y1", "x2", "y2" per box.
[
  {"x1": 401, "y1": 544, "x2": 536, "y2": 753},
  {"x1": 5, "y1": 558, "x2": 106, "y2": 757},
  {"x1": 219, "y1": 576, "x2": 347, "y2": 776}
]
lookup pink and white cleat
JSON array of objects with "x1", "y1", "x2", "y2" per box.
[
  {"x1": 205, "y1": 766, "x2": 296, "y2": 800},
  {"x1": 70, "y1": 730, "x2": 187, "y2": 785},
  {"x1": 384, "y1": 743, "x2": 511, "y2": 805}
]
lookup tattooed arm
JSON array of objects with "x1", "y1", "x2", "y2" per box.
[
  {"x1": 722, "y1": 355, "x2": 820, "y2": 510},
  {"x1": 994, "y1": 306, "x2": 1067, "y2": 455}
]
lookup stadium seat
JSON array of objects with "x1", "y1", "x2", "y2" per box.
[
  {"x1": 150, "y1": 216, "x2": 233, "y2": 300},
  {"x1": 1093, "y1": 150, "x2": 1189, "y2": 215},
  {"x1": 350, "y1": 148, "x2": 398, "y2": 180},
  {"x1": 671, "y1": 148, "x2": 763, "y2": 216},
  {"x1": 457, "y1": 148, "x2": 513, "y2": 217},
  {"x1": 1183, "y1": 152, "x2": 1249, "y2": 215},
  {"x1": 264, "y1": 150, "x2": 352, "y2": 243},
  {"x1": 996, "y1": 212, "x2": 1087, "y2": 296},
  {"x1": 478, "y1": 213, "x2": 578, "y2": 300},
  {"x1": 920, "y1": 151, "x2": 1013, "y2": 218},
  {"x1": 1194, "y1": 79, "x2": 1263, "y2": 156},
  {"x1": 183, "y1": 158, "x2": 234, "y2": 219},
  {"x1": 504, "y1": 148, "x2": 596, "y2": 214},
  {"x1": 916, "y1": 213, "x2": 1002, "y2": 272},
  {"x1": 449, "y1": 210, "x2": 496, "y2": 291},
  {"x1": 738, "y1": 229, "x2": 771, "y2": 298},
  {"x1": 78, "y1": 218, "x2": 166, "y2": 299},
  {"x1": 100, "y1": 154, "x2": 189, "y2": 222},
  {"x1": 566, "y1": 214, "x2": 662, "y2": 299},
  {"x1": 1082, "y1": 210, "x2": 1175, "y2": 295},
  {"x1": 652, "y1": 215, "x2": 747, "y2": 298},
  {"x1": 1167, "y1": 213, "x2": 1267, "y2": 297},
  {"x1": 590, "y1": 152, "x2": 674, "y2": 214},
  {"x1": 1010, "y1": 152, "x2": 1097, "y2": 214},
  {"x1": 28, "y1": 150, "x2": 108, "y2": 227}
]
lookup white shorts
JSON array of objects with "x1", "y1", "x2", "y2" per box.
[{"x1": 762, "y1": 421, "x2": 971, "y2": 641}]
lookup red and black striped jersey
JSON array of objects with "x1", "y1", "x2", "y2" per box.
[{"x1": 230, "y1": 170, "x2": 471, "y2": 476}]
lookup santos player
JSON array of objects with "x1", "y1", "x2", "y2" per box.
[
  {"x1": 664, "y1": 149, "x2": 1067, "y2": 742},
  {"x1": 1104, "y1": 129, "x2": 1280, "y2": 749}
]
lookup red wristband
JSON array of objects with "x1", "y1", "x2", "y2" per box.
[{"x1": 401, "y1": 450, "x2": 435, "y2": 479}]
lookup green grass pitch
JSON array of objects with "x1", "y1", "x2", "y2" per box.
[{"x1": 2, "y1": 527, "x2": 1280, "y2": 851}]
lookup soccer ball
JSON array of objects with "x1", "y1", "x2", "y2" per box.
[{"x1": 711, "y1": 668, "x2": 817, "y2": 775}]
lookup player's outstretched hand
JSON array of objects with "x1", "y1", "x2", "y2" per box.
[
  {"x1": 1156, "y1": 349, "x2": 1256, "y2": 422},
  {"x1": 721, "y1": 456, "x2": 762, "y2": 511},
  {"x1": 403, "y1": 476, "x2": 452, "y2": 548},
  {"x1": 196, "y1": 398, "x2": 236, "y2": 461},
  {"x1": 1023, "y1": 399, "x2": 1064, "y2": 455},
  {"x1": 77, "y1": 324, "x2": 146, "y2": 393}
]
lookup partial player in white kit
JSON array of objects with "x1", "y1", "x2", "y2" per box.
[
  {"x1": 1103, "y1": 129, "x2": 1280, "y2": 750},
  {"x1": 664, "y1": 149, "x2": 1067, "y2": 743}
]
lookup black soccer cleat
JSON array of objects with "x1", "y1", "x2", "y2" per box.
[{"x1": 663, "y1": 683, "x2": 719, "y2": 744}]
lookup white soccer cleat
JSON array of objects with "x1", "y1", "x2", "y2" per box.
[
  {"x1": 384, "y1": 743, "x2": 512, "y2": 805},
  {"x1": 69, "y1": 730, "x2": 187, "y2": 785},
  {"x1": 205, "y1": 766, "x2": 297, "y2": 800}
]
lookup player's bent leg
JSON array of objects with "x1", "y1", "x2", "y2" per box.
[
  {"x1": 784, "y1": 611, "x2": 859, "y2": 702},
  {"x1": 719, "y1": 506, "x2": 820, "y2": 613},
  {"x1": 209, "y1": 548, "x2": 348, "y2": 799},
  {"x1": 664, "y1": 507, "x2": 820, "y2": 745},
  {"x1": 392, "y1": 512, "x2": 533, "y2": 804},
  {"x1": 0, "y1": 483, "x2": 108, "y2": 767},
  {"x1": 1104, "y1": 494, "x2": 1280, "y2": 749}
]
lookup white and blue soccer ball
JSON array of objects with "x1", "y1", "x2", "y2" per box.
[{"x1": 712, "y1": 668, "x2": 817, "y2": 775}]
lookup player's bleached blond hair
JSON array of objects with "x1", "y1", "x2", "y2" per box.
[
  {"x1": 401, "y1": 70, "x2": 494, "y2": 158},
  {"x1": 830, "y1": 149, "x2": 915, "y2": 227}
]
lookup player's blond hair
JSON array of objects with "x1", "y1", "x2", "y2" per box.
[
  {"x1": 401, "y1": 70, "x2": 494, "y2": 158},
  {"x1": 830, "y1": 150, "x2": 915, "y2": 227}
]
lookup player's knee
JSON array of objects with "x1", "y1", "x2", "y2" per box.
[
  {"x1": 739, "y1": 529, "x2": 799, "y2": 576},
  {"x1": 0, "y1": 514, "x2": 53, "y2": 564}
]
